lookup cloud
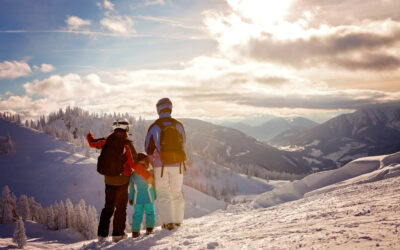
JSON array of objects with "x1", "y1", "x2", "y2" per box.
[
  {"x1": 144, "y1": 0, "x2": 166, "y2": 7},
  {"x1": 103, "y1": 0, "x2": 115, "y2": 11},
  {"x1": 100, "y1": 16, "x2": 135, "y2": 34},
  {"x1": 204, "y1": 1, "x2": 400, "y2": 72},
  {"x1": 39, "y1": 64, "x2": 56, "y2": 73},
  {"x1": 246, "y1": 28, "x2": 400, "y2": 70},
  {"x1": 0, "y1": 60, "x2": 32, "y2": 80},
  {"x1": 65, "y1": 16, "x2": 91, "y2": 31}
]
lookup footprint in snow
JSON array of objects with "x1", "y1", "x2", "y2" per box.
[{"x1": 207, "y1": 242, "x2": 219, "y2": 249}]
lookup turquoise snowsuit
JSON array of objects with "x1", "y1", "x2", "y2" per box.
[{"x1": 128, "y1": 172, "x2": 156, "y2": 232}]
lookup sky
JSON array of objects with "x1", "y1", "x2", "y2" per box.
[{"x1": 0, "y1": 0, "x2": 400, "y2": 124}]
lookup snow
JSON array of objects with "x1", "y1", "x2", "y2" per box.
[
  {"x1": 323, "y1": 142, "x2": 366, "y2": 162},
  {"x1": 11, "y1": 165, "x2": 398, "y2": 249},
  {"x1": 302, "y1": 156, "x2": 321, "y2": 165},
  {"x1": 306, "y1": 140, "x2": 320, "y2": 147},
  {"x1": 277, "y1": 145, "x2": 305, "y2": 152},
  {"x1": 309, "y1": 148, "x2": 323, "y2": 157},
  {"x1": 233, "y1": 150, "x2": 249, "y2": 157},
  {"x1": 252, "y1": 151, "x2": 400, "y2": 209},
  {"x1": 225, "y1": 145, "x2": 231, "y2": 156},
  {"x1": 0, "y1": 220, "x2": 85, "y2": 249}
]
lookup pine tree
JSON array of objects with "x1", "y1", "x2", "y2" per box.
[
  {"x1": 52, "y1": 201, "x2": 59, "y2": 230},
  {"x1": 87, "y1": 205, "x2": 98, "y2": 239},
  {"x1": 47, "y1": 206, "x2": 56, "y2": 230},
  {"x1": 57, "y1": 201, "x2": 66, "y2": 229},
  {"x1": 1, "y1": 186, "x2": 15, "y2": 223},
  {"x1": 75, "y1": 199, "x2": 89, "y2": 238},
  {"x1": 13, "y1": 216, "x2": 27, "y2": 249},
  {"x1": 18, "y1": 195, "x2": 30, "y2": 221},
  {"x1": 65, "y1": 198, "x2": 75, "y2": 228}
]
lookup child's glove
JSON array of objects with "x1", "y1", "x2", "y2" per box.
[{"x1": 129, "y1": 200, "x2": 133, "y2": 206}]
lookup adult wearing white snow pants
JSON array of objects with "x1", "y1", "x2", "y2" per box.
[{"x1": 145, "y1": 98, "x2": 186, "y2": 230}]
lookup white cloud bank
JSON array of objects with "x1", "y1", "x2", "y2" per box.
[{"x1": 0, "y1": 60, "x2": 32, "y2": 80}]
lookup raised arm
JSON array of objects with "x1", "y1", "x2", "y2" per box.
[{"x1": 86, "y1": 133, "x2": 106, "y2": 149}]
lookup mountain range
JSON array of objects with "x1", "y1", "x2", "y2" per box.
[
  {"x1": 226, "y1": 117, "x2": 318, "y2": 142},
  {"x1": 272, "y1": 105, "x2": 400, "y2": 170}
]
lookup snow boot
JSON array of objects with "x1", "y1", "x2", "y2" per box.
[
  {"x1": 97, "y1": 236, "x2": 107, "y2": 242},
  {"x1": 162, "y1": 223, "x2": 175, "y2": 230},
  {"x1": 132, "y1": 232, "x2": 140, "y2": 238},
  {"x1": 112, "y1": 234, "x2": 127, "y2": 243},
  {"x1": 146, "y1": 227, "x2": 154, "y2": 235}
]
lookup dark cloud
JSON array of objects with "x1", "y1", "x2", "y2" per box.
[
  {"x1": 246, "y1": 30, "x2": 400, "y2": 71},
  {"x1": 332, "y1": 53, "x2": 400, "y2": 71},
  {"x1": 255, "y1": 77, "x2": 289, "y2": 85}
]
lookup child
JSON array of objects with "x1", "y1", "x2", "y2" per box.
[{"x1": 128, "y1": 153, "x2": 156, "y2": 237}]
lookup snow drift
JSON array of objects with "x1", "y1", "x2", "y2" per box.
[{"x1": 251, "y1": 151, "x2": 400, "y2": 208}]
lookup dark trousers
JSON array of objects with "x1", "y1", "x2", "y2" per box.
[{"x1": 98, "y1": 184, "x2": 129, "y2": 237}]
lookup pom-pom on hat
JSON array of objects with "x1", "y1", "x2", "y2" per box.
[{"x1": 156, "y1": 98, "x2": 172, "y2": 115}]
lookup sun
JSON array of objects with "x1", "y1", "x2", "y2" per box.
[{"x1": 229, "y1": 0, "x2": 293, "y2": 26}]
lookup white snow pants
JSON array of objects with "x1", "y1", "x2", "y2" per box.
[{"x1": 154, "y1": 166, "x2": 185, "y2": 225}]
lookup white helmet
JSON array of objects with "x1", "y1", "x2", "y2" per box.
[{"x1": 112, "y1": 118, "x2": 130, "y2": 132}]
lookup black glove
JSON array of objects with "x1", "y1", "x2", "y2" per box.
[{"x1": 129, "y1": 200, "x2": 133, "y2": 205}]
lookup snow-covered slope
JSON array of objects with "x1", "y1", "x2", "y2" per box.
[
  {"x1": 2, "y1": 152, "x2": 397, "y2": 249},
  {"x1": 252, "y1": 151, "x2": 400, "y2": 209}
]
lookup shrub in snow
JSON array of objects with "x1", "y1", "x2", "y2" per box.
[{"x1": 13, "y1": 216, "x2": 27, "y2": 249}]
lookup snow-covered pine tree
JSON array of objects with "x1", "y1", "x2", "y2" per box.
[
  {"x1": 13, "y1": 216, "x2": 27, "y2": 249},
  {"x1": 35, "y1": 203, "x2": 45, "y2": 225},
  {"x1": 87, "y1": 205, "x2": 98, "y2": 239},
  {"x1": 52, "y1": 201, "x2": 59, "y2": 230},
  {"x1": 18, "y1": 195, "x2": 30, "y2": 221},
  {"x1": 57, "y1": 201, "x2": 66, "y2": 229},
  {"x1": 74, "y1": 199, "x2": 89, "y2": 237},
  {"x1": 1, "y1": 186, "x2": 15, "y2": 223},
  {"x1": 47, "y1": 206, "x2": 56, "y2": 230},
  {"x1": 65, "y1": 198, "x2": 75, "y2": 228}
]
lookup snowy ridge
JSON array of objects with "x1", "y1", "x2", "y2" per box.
[{"x1": 251, "y1": 151, "x2": 400, "y2": 209}]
